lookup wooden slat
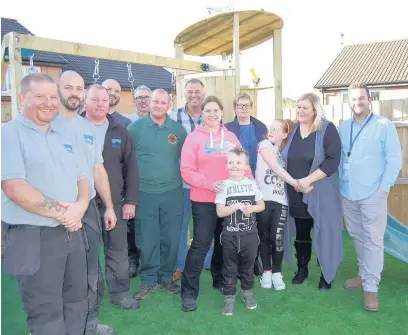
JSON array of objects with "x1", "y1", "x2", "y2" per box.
[
  {"x1": 10, "y1": 32, "x2": 227, "y2": 73},
  {"x1": 273, "y1": 29, "x2": 283, "y2": 119},
  {"x1": 233, "y1": 13, "x2": 240, "y2": 98},
  {"x1": 9, "y1": 33, "x2": 22, "y2": 119},
  {"x1": 1, "y1": 33, "x2": 10, "y2": 88},
  {"x1": 388, "y1": 184, "x2": 408, "y2": 226}
]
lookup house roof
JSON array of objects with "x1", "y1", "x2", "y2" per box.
[
  {"x1": 315, "y1": 39, "x2": 408, "y2": 90},
  {"x1": 1, "y1": 18, "x2": 172, "y2": 91}
]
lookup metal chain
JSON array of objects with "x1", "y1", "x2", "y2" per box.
[
  {"x1": 171, "y1": 70, "x2": 176, "y2": 92},
  {"x1": 127, "y1": 62, "x2": 136, "y2": 95},
  {"x1": 27, "y1": 54, "x2": 36, "y2": 74},
  {"x1": 93, "y1": 59, "x2": 100, "y2": 84}
]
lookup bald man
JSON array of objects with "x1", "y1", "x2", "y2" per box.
[{"x1": 102, "y1": 79, "x2": 132, "y2": 127}]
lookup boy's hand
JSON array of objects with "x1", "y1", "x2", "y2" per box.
[
  {"x1": 242, "y1": 204, "x2": 253, "y2": 217},
  {"x1": 236, "y1": 203, "x2": 246, "y2": 212}
]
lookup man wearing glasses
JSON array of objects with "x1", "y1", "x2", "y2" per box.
[{"x1": 128, "y1": 85, "x2": 151, "y2": 123}]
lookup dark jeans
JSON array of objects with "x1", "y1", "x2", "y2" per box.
[
  {"x1": 257, "y1": 201, "x2": 288, "y2": 272},
  {"x1": 3, "y1": 225, "x2": 87, "y2": 335},
  {"x1": 222, "y1": 233, "x2": 259, "y2": 295},
  {"x1": 181, "y1": 202, "x2": 223, "y2": 300},
  {"x1": 295, "y1": 218, "x2": 314, "y2": 242},
  {"x1": 127, "y1": 219, "x2": 140, "y2": 265}
]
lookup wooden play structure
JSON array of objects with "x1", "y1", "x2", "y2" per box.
[{"x1": 173, "y1": 9, "x2": 284, "y2": 122}]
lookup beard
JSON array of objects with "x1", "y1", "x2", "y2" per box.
[
  {"x1": 109, "y1": 96, "x2": 120, "y2": 107},
  {"x1": 60, "y1": 95, "x2": 83, "y2": 111}
]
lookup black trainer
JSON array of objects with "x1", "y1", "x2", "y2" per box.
[
  {"x1": 133, "y1": 285, "x2": 156, "y2": 300},
  {"x1": 318, "y1": 274, "x2": 332, "y2": 290},
  {"x1": 182, "y1": 297, "x2": 197, "y2": 312},
  {"x1": 160, "y1": 281, "x2": 181, "y2": 294}
]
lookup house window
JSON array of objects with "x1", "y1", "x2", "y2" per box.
[
  {"x1": 371, "y1": 91, "x2": 380, "y2": 101},
  {"x1": 1, "y1": 65, "x2": 11, "y2": 96},
  {"x1": 342, "y1": 93, "x2": 349, "y2": 104}
]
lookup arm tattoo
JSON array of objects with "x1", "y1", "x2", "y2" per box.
[{"x1": 34, "y1": 196, "x2": 62, "y2": 212}]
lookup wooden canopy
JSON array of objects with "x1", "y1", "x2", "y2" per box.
[{"x1": 174, "y1": 10, "x2": 284, "y2": 56}]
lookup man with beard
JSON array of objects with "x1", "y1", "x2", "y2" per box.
[
  {"x1": 53, "y1": 71, "x2": 120, "y2": 335},
  {"x1": 102, "y1": 79, "x2": 132, "y2": 127},
  {"x1": 83, "y1": 84, "x2": 140, "y2": 332},
  {"x1": 338, "y1": 83, "x2": 402, "y2": 312},
  {"x1": 128, "y1": 85, "x2": 151, "y2": 123}
]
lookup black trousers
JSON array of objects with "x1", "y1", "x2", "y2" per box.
[
  {"x1": 222, "y1": 233, "x2": 259, "y2": 295},
  {"x1": 127, "y1": 219, "x2": 140, "y2": 264},
  {"x1": 295, "y1": 218, "x2": 314, "y2": 242},
  {"x1": 257, "y1": 201, "x2": 288, "y2": 273},
  {"x1": 3, "y1": 225, "x2": 87, "y2": 335},
  {"x1": 181, "y1": 202, "x2": 223, "y2": 300}
]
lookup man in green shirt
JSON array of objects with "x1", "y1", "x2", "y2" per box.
[{"x1": 128, "y1": 89, "x2": 187, "y2": 300}]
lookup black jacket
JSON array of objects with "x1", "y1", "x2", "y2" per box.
[
  {"x1": 224, "y1": 116, "x2": 268, "y2": 143},
  {"x1": 82, "y1": 113, "x2": 139, "y2": 206}
]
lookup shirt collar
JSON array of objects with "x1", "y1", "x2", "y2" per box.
[
  {"x1": 182, "y1": 105, "x2": 203, "y2": 124},
  {"x1": 352, "y1": 111, "x2": 372, "y2": 126},
  {"x1": 146, "y1": 113, "x2": 172, "y2": 128},
  {"x1": 16, "y1": 112, "x2": 58, "y2": 133}
]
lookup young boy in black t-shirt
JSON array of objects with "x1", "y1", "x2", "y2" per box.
[{"x1": 215, "y1": 148, "x2": 265, "y2": 316}]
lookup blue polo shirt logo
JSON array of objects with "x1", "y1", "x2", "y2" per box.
[
  {"x1": 83, "y1": 134, "x2": 94, "y2": 145},
  {"x1": 112, "y1": 138, "x2": 121, "y2": 148},
  {"x1": 63, "y1": 144, "x2": 73, "y2": 153}
]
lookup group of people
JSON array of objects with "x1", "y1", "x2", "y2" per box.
[{"x1": 1, "y1": 71, "x2": 403, "y2": 334}]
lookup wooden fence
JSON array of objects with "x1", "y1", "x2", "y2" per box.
[{"x1": 285, "y1": 99, "x2": 407, "y2": 226}]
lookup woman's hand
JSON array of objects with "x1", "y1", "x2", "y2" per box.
[
  {"x1": 212, "y1": 181, "x2": 225, "y2": 194},
  {"x1": 295, "y1": 177, "x2": 312, "y2": 192}
]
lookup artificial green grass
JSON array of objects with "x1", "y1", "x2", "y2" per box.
[{"x1": 2, "y1": 232, "x2": 408, "y2": 335}]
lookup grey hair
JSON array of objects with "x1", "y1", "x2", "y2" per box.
[
  {"x1": 85, "y1": 84, "x2": 109, "y2": 100},
  {"x1": 134, "y1": 85, "x2": 151, "y2": 96}
]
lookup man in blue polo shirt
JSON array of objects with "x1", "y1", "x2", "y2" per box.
[
  {"x1": 338, "y1": 83, "x2": 402, "y2": 312},
  {"x1": 1, "y1": 73, "x2": 90, "y2": 335}
]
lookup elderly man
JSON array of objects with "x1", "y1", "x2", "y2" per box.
[
  {"x1": 102, "y1": 79, "x2": 132, "y2": 127},
  {"x1": 52, "y1": 71, "x2": 118, "y2": 334},
  {"x1": 128, "y1": 89, "x2": 187, "y2": 300},
  {"x1": 128, "y1": 85, "x2": 151, "y2": 123},
  {"x1": 1, "y1": 73, "x2": 89, "y2": 335},
  {"x1": 338, "y1": 83, "x2": 402, "y2": 312},
  {"x1": 82, "y1": 84, "x2": 140, "y2": 334},
  {"x1": 170, "y1": 78, "x2": 214, "y2": 281}
]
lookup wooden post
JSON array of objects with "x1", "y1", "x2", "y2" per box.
[
  {"x1": 1, "y1": 33, "x2": 10, "y2": 88},
  {"x1": 9, "y1": 32, "x2": 23, "y2": 119},
  {"x1": 233, "y1": 13, "x2": 240, "y2": 97},
  {"x1": 273, "y1": 28, "x2": 283, "y2": 119},
  {"x1": 174, "y1": 45, "x2": 184, "y2": 110}
]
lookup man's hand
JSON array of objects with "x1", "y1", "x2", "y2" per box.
[
  {"x1": 122, "y1": 204, "x2": 136, "y2": 220},
  {"x1": 104, "y1": 207, "x2": 117, "y2": 231},
  {"x1": 56, "y1": 201, "x2": 87, "y2": 227},
  {"x1": 65, "y1": 220, "x2": 83, "y2": 232},
  {"x1": 212, "y1": 181, "x2": 224, "y2": 194}
]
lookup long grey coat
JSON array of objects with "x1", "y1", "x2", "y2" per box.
[{"x1": 281, "y1": 119, "x2": 344, "y2": 283}]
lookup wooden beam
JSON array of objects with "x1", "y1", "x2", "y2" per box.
[
  {"x1": 233, "y1": 12, "x2": 240, "y2": 98},
  {"x1": 9, "y1": 33, "x2": 23, "y2": 119},
  {"x1": 273, "y1": 29, "x2": 283, "y2": 119},
  {"x1": 14, "y1": 32, "x2": 227, "y2": 72},
  {"x1": 1, "y1": 33, "x2": 9, "y2": 88},
  {"x1": 174, "y1": 45, "x2": 185, "y2": 110},
  {"x1": 396, "y1": 178, "x2": 408, "y2": 185}
]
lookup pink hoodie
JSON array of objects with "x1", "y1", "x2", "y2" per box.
[{"x1": 181, "y1": 124, "x2": 252, "y2": 202}]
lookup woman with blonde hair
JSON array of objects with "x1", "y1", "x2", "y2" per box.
[{"x1": 281, "y1": 92, "x2": 343, "y2": 290}]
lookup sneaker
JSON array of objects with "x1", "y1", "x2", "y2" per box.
[
  {"x1": 182, "y1": 297, "x2": 197, "y2": 312},
  {"x1": 85, "y1": 323, "x2": 114, "y2": 335},
  {"x1": 160, "y1": 281, "x2": 181, "y2": 294},
  {"x1": 222, "y1": 295, "x2": 235, "y2": 316},
  {"x1": 133, "y1": 285, "x2": 156, "y2": 300},
  {"x1": 111, "y1": 295, "x2": 140, "y2": 310},
  {"x1": 243, "y1": 289, "x2": 257, "y2": 310},
  {"x1": 260, "y1": 271, "x2": 273, "y2": 289},
  {"x1": 344, "y1": 276, "x2": 363, "y2": 290},
  {"x1": 271, "y1": 272, "x2": 286, "y2": 291}
]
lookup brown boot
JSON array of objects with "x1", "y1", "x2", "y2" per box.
[
  {"x1": 344, "y1": 276, "x2": 362, "y2": 290},
  {"x1": 364, "y1": 291, "x2": 379, "y2": 312},
  {"x1": 173, "y1": 270, "x2": 182, "y2": 281}
]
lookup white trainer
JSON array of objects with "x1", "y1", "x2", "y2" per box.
[
  {"x1": 272, "y1": 272, "x2": 286, "y2": 291},
  {"x1": 260, "y1": 271, "x2": 273, "y2": 289}
]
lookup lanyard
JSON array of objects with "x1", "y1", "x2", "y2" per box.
[{"x1": 348, "y1": 113, "x2": 373, "y2": 157}]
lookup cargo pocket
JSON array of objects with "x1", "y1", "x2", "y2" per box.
[{"x1": 3, "y1": 226, "x2": 41, "y2": 276}]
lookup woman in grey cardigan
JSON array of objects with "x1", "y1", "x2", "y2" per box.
[{"x1": 281, "y1": 93, "x2": 343, "y2": 290}]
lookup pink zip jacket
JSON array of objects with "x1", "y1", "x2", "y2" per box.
[{"x1": 180, "y1": 124, "x2": 252, "y2": 202}]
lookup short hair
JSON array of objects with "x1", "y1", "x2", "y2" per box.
[
  {"x1": 134, "y1": 85, "x2": 151, "y2": 96},
  {"x1": 201, "y1": 95, "x2": 224, "y2": 111},
  {"x1": 348, "y1": 82, "x2": 370, "y2": 97},
  {"x1": 85, "y1": 84, "x2": 109, "y2": 100},
  {"x1": 152, "y1": 88, "x2": 171, "y2": 103},
  {"x1": 20, "y1": 73, "x2": 55, "y2": 94},
  {"x1": 297, "y1": 92, "x2": 325, "y2": 132},
  {"x1": 228, "y1": 147, "x2": 250, "y2": 164},
  {"x1": 233, "y1": 92, "x2": 253, "y2": 109},
  {"x1": 185, "y1": 78, "x2": 204, "y2": 88}
]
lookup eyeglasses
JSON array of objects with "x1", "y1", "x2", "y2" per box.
[
  {"x1": 134, "y1": 96, "x2": 150, "y2": 102},
  {"x1": 236, "y1": 104, "x2": 251, "y2": 110}
]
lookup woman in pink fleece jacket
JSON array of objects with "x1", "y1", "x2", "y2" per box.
[{"x1": 180, "y1": 96, "x2": 250, "y2": 312}]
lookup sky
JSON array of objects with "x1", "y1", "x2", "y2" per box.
[{"x1": 2, "y1": 0, "x2": 408, "y2": 99}]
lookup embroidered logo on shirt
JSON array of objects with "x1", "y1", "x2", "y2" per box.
[
  {"x1": 83, "y1": 134, "x2": 94, "y2": 145},
  {"x1": 63, "y1": 144, "x2": 73, "y2": 153},
  {"x1": 112, "y1": 138, "x2": 121, "y2": 148},
  {"x1": 168, "y1": 134, "x2": 178, "y2": 144}
]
